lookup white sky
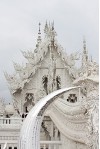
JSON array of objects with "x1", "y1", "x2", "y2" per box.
[{"x1": 0, "y1": 0, "x2": 99, "y2": 103}]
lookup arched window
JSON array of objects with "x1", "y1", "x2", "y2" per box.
[
  {"x1": 67, "y1": 94, "x2": 77, "y2": 103},
  {"x1": 42, "y1": 76, "x2": 48, "y2": 94},
  {"x1": 56, "y1": 76, "x2": 61, "y2": 90},
  {"x1": 58, "y1": 130, "x2": 61, "y2": 140},
  {"x1": 25, "y1": 93, "x2": 34, "y2": 102},
  {"x1": 24, "y1": 93, "x2": 34, "y2": 113}
]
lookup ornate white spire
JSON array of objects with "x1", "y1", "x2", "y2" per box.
[
  {"x1": 4, "y1": 22, "x2": 88, "y2": 94},
  {"x1": 36, "y1": 22, "x2": 42, "y2": 47},
  {"x1": 44, "y1": 21, "x2": 48, "y2": 34},
  {"x1": 44, "y1": 21, "x2": 57, "y2": 41},
  {"x1": 82, "y1": 38, "x2": 88, "y2": 67}
]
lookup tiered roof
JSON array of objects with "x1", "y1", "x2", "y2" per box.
[{"x1": 4, "y1": 22, "x2": 98, "y2": 94}]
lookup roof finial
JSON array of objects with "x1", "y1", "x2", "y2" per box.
[
  {"x1": 91, "y1": 56, "x2": 93, "y2": 62},
  {"x1": 38, "y1": 22, "x2": 41, "y2": 35},
  {"x1": 82, "y1": 37, "x2": 88, "y2": 66},
  {"x1": 44, "y1": 20, "x2": 48, "y2": 34},
  {"x1": 83, "y1": 37, "x2": 86, "y2": 52},
  {"x1": 36, "y1": 22, "x2": 42, "y2": 47},
  {"x1": 52, "y1": 20, "x2": 54, "y2": 30},
  {"x1": 45, "y1": 20, "x2": 47, "y2": 26}
]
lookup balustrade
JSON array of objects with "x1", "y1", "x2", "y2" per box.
[
  {"x1": 0, "y1": 118, "x2": 24, "y2": 125},
  {"x1": 0, "y1": 141, "x2": 62, "y2": 149},
  {"x1": 40, "y1": 141, "x2": 62, "y2": 149}
]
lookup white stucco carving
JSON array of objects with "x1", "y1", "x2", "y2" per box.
[
  {"x1": 19, "y1": 87, "x2": 79, "y2": 149},
  {"x1": 0, "y1": 22, "x2": 98, "y2": 149}
]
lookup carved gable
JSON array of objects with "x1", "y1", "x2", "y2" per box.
[{"x1": 4, "y1": 22, "x2": 98, "y2": 116}]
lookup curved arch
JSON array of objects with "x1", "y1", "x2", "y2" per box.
[{"x1": 19, "y1": 86, "x2": 80, "y2": 149}]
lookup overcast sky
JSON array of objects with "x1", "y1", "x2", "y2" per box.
[{"x1": 0, "y1": 0, "x2": 99, "y2": 103}]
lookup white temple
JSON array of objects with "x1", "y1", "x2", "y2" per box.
[{"x1": 0, "y1": 22, "x2": 99, "y2": 149}]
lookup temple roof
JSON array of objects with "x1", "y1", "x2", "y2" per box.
[
  {"x1": 4, "y1": 22, "x2": 80, "y2": 94},
  {"x1": 4, "y1": 22, "x2": 98, "y2": 94}
]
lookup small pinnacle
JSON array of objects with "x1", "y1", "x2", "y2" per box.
[
  {"x1": 91, "y1": 56, "x2": 93, "y2": 62},
  {"x1": 38, "y1": 22, "x2": 41, "y2": 34},
  {"x1": 37, "y1": 22, "x2": 42, "y2": 46},
  {"x1": 52, "y1": 20, "x2": 54, "y2": 30}
]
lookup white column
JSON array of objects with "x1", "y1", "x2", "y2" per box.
[
  {"x1": 54, "y1": 144, "x2": 56, "y2": 149},
  {"x1": 48, "y1": 144, "x2": 51, "y2": 149},
  {"x1": 43, "y1": 144, "x2": 46, "y2": 149},
  {"x1": 55, "y1": 128, "x2": 58, "y2": 140}
]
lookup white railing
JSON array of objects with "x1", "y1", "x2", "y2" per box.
[
  {"x1": 0, "y1": 118, "x2": 24, "y2": 125},
  {"x1": 0, "y1": 141, "x2": 62, "y2": 149},
  {"x1": 3, "y1": 142, "x2": 7, "y2": 149},
  {"x1": 40, "y1": 141, "x2": 62, "y2": 149}
]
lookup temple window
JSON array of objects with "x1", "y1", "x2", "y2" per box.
[
  {"x1": 67, "y1": 94, "x2": 77, "y2": 103},
  {"x1": 24, "y1": 93, "x2": 34, "y2": 113},
  {"x1": 42, "y1": 76, "x2": 48, "y2": 94},
  {"x1": 56, "y1": 76, "x2": 61, "y2": 89},
  {"x1": 25, "y1": 107, "x2": 28, "y2": 113},
  {"x1": 25, "y1": 93, "x2": 34, "y2": 102},
  {"x1": 58, "y1": 130, "x2": 61, "y2": 140},
  {"x1": 22, "y1": 113, "x2": 25, "y2": 118}
]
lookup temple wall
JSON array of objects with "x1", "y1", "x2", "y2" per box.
[{"x1": 61, "y1": 134, "x2": 87, "y2": 149}]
